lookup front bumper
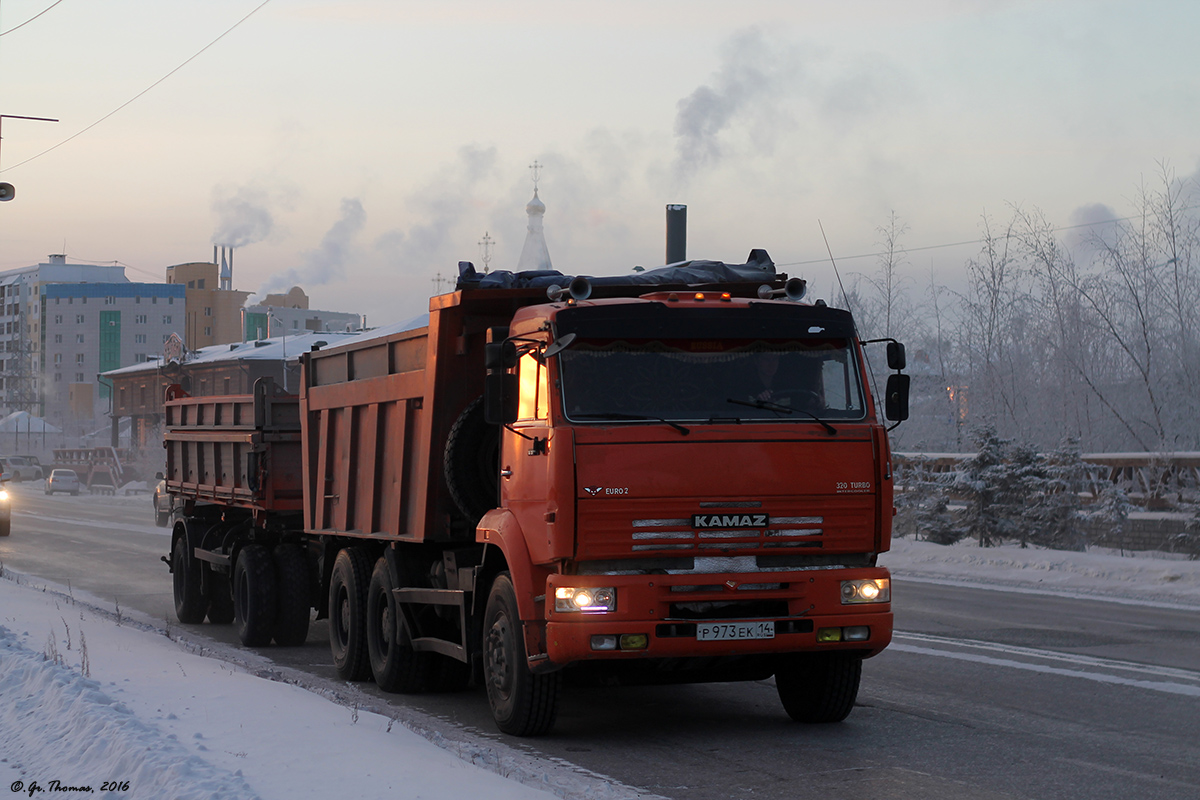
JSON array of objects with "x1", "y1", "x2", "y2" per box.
[{"x1": 543, "y1": 567, "x2": 892, "y2": 665}]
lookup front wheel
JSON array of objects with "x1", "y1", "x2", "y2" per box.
[
  {"x1": 172, "y1": 535, "x2": 207, "y2": 624},
  {"x1": 272, "y1": 544, "x2": 311, "y2": 646},
  {"x1": 328, "y1": 547, "x2": 372, "y2": 681},
  {"x1": 483, "y1": 573, "x2": 560, "y2": 736},
  {"x1": 775, "y1": 652, "x2": 862, "y2": 723},
  {"x1": 233, "y1": 544, "x2": 277, "y2": 647}
]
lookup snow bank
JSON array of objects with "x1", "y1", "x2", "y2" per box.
[
  {"x1": 882, "y1": 536, "x2": 1200, "y2": 607},
  {"x1": 0, "y1": 573, "x2": 567, "y2": 800},
  {"x1": 0, "y1": 626, "x2": 260, "y2": 800}
]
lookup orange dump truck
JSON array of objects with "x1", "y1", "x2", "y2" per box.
[{"x1": 163, "y1": 253, "x2": 909, "y2": 735}]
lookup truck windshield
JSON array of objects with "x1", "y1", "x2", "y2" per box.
[{"x1": 559, "y1": 338, "x2": 866, "y2": 423}]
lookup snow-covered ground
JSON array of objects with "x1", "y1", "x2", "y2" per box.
[{"x1": 2, "y1": 533, "x2": 1197, "y2": 799}]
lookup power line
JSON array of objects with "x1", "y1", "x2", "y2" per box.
[
  {"x1": 0, "y1": 0, "x2": 66, "y2": 37},
  {"x1": 777, "y1": 205, "x2": 1200, "y2": 269},
  {"x1": 0, "y1": 0, "x2": 273, "y2": 174}
]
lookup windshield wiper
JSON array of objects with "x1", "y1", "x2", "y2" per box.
[
  {"x1": 725, "y1": 398, "x2": 837, "y2": 436},
  {"x1": 572, "y1": 412, "x2": 690, "y2": 436}
]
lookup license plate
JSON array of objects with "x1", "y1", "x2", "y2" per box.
[{"x1": 696, "y1": 621, "x2": 775, "y2": 641}]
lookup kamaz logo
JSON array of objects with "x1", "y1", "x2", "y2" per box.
[{"x1": 692, "y1": 513, "x2": 769, "y2": 529}]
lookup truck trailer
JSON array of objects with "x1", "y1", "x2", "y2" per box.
[{"x1": 162, "y1": 253, "x2": 909, "y2": 735}]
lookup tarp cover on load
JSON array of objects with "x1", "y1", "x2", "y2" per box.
[{"x1": 456, "y1": 249, "x2": 777, "y2": 290}]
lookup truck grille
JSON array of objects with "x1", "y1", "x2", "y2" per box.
[{"x1": 630, "y1": 515, "x2": 822, "y2": 552}]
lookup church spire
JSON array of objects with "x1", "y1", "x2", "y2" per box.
[{"x1": 516, "y1": 160, "x2": 552, "y2": 271}]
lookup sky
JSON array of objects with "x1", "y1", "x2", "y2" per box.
[
  {"x1": 0, "y1": 0, "x2": 1198, "y2": 327},
  {"x1": 2, "y1": 483, "x2": 1197, "y2": 799}
]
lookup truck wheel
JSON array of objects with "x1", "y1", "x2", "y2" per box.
[
  {"x1": 272, "y1": 544, "x2": 311, "y2": 646},
  {"x1": 775, "y1": 652, "x2": 862, "y2": 723},
  {"x1": 483, "y1": 573, "x2": 560, "y2": 736},
  {"x1": 206, "y1": 574, "x2": 235, "y2": 624},
  {"x1": 444, "y1": 396, "x2": 500, "y2": 522},
  {"x1": 366, "y1": 557, "x2": 434, "y2": 692},
  {"x1": 234, "y1": 544, "x2": 277, "y2": 647},
  {"x1": 329, "y1": 547, "x2": 372, "y2": 680},
  {"x1": 172, "y1": 535, "x2": 207, "y2": 624},
  {"x1": 0, "y1": 519, "x2": 9, "y2": 537}
]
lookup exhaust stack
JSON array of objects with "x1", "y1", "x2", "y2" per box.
[{"x1": 665, "y1": 204, "x2": 687, "y2": 264}]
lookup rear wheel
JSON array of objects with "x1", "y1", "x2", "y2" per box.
[
  {"x1": 483, "y1": 573, "x2": 560, "y2": 736},
  {"x1": 329, "y1": 547, "x2": 372, "y2": 680},
  {"x1": 366, "y1": 557, "x2": 435, "y2": 692},
  {"x1": 172, "y1": 535, "x2": 207, "y2": 624},
  {"x1": 272, "y1": 545, "x2": 311, "y2": 646},
  {"x1": 775, "y1": 652, "x2": 862, "y2": 723},
  {"x1": 233, "y1": 544, "x2": 276, "y2": 647}
]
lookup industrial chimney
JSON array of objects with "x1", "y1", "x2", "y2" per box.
[{"x1": 665, "y1": 204, "x2": 687, "y2": 264}]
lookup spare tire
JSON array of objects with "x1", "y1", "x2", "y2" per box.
[{"x1": 444, "y1": 396, "x2": 500, "y2": 522}]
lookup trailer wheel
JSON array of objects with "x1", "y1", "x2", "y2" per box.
[
  {"x1": 775, "y1": 652, "x2": 862, "y2": 723},
  {"x1": 172, "y1": 535, "x2": 207, "y2": 624},
  {"x1": 329, "y1": 547, "x2": 372, "y2": 680},
  {"x1": 366, "y1": 557, "x2": 435, "y2": 692},
  {"x1": 206, "y1": 574, "x2": 235, "y2": 624},
  {"x1": 483, "y1": 573, "x2": 560, "y2": 736},
  {"x1": 273, "y1": 545, "x2": 312, "y2": 646},
  {"x1": 234, "y1": 544, "x2": 277, "y2": 647},
  {"x1": 444, "y1": 396, "x2": 500, "y2": 522}
]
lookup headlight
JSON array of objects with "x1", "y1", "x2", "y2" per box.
[
  {"x1": 840, "y1": 578, "x2": 890, "y2": 604},
  {"x1": 0, "y1": 489, "x2": 9, "y2": 501},
  {"x1": 554, "y1": 586, "x2": 617, "y2": 613}
]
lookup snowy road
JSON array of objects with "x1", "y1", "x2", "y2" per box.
[{"x1": 2, "y1": 482, "x2": 1199, "y2": 799}]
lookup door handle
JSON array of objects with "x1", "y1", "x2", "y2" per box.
[{"x1": 500, "y1": 466, "x2": 513, "y2": 478}]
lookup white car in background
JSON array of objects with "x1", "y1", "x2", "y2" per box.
[
  {"x1": 0, "y1": 456, "x2": 42, "y2": 481},
  {"x1": 45, "y1": 468, "x2": 82, "y2": 496}
]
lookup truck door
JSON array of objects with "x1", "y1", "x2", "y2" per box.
[{"x1": 501, "y1": 352, "x2": 557, "y2": 562}]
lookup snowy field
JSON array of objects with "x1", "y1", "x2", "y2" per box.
[{"x1": 2, "y1": 532, "x2": 1198, "y2": 799}]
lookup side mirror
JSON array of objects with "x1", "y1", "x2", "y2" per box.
[
  {"x1": 886, "y1": 342, "x2": 906, "y2": 371},
  {"x1": 884, "y1": 374, "x2": 910, "y2": 422},
  {"x1": 542, "y1": 332, "x2": 576, "y2": 360},
  {"x1": 485, "y1": 372, "x2": 519, "y2": 425},
  {"x1": 484, "y1": 341, "x2": 518, "y2": 371}
]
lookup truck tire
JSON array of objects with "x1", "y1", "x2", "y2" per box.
[
  {"x1": 155, "y1": 508, "x2": 171, "y2": 528},
  {"x1": 483, "y1": 573, "x2": 560, "y2": 736},
  {"x1": 775, "y1": 652, "x2": 862, "y2": 723},
  {"x1": 444, "y1": 396, "x2": 500, "y2": 522},
  {"x1": 172, "y1": 535, "x2": 207, "y2": 624},
  {"x1": 273, "y1": 544, "x2": 311, "y2": 646},
  {"x1": 0, "y1": 519, "x2": 9, "y2": 537},
  {"x1": 366, "y1": 557, "x2": 435, "y2": 692},
  {"x1": 234, "y1": 544, "x2": 277, "y2": 647},
  {"x1": 206, "y1": 574, "x2": 235, "y2": 624},
  {"x1": 329, "y1": 547, "x2": 372, "y2": 681}
]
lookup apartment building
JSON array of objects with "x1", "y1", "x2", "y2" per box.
[{"x1": 41, "y1": 282, "x2": 186, "y2": 426}]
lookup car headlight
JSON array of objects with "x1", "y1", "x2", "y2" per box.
[
  {"x1": 0, "y1": 489, "x2": 9, "y2": 501},
  {"x1": 554, "y1": 586, "x2": 617, "y2": 613},
  {"x1": 840, "y1": 578, "x2": 890, "y2": 604}
]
